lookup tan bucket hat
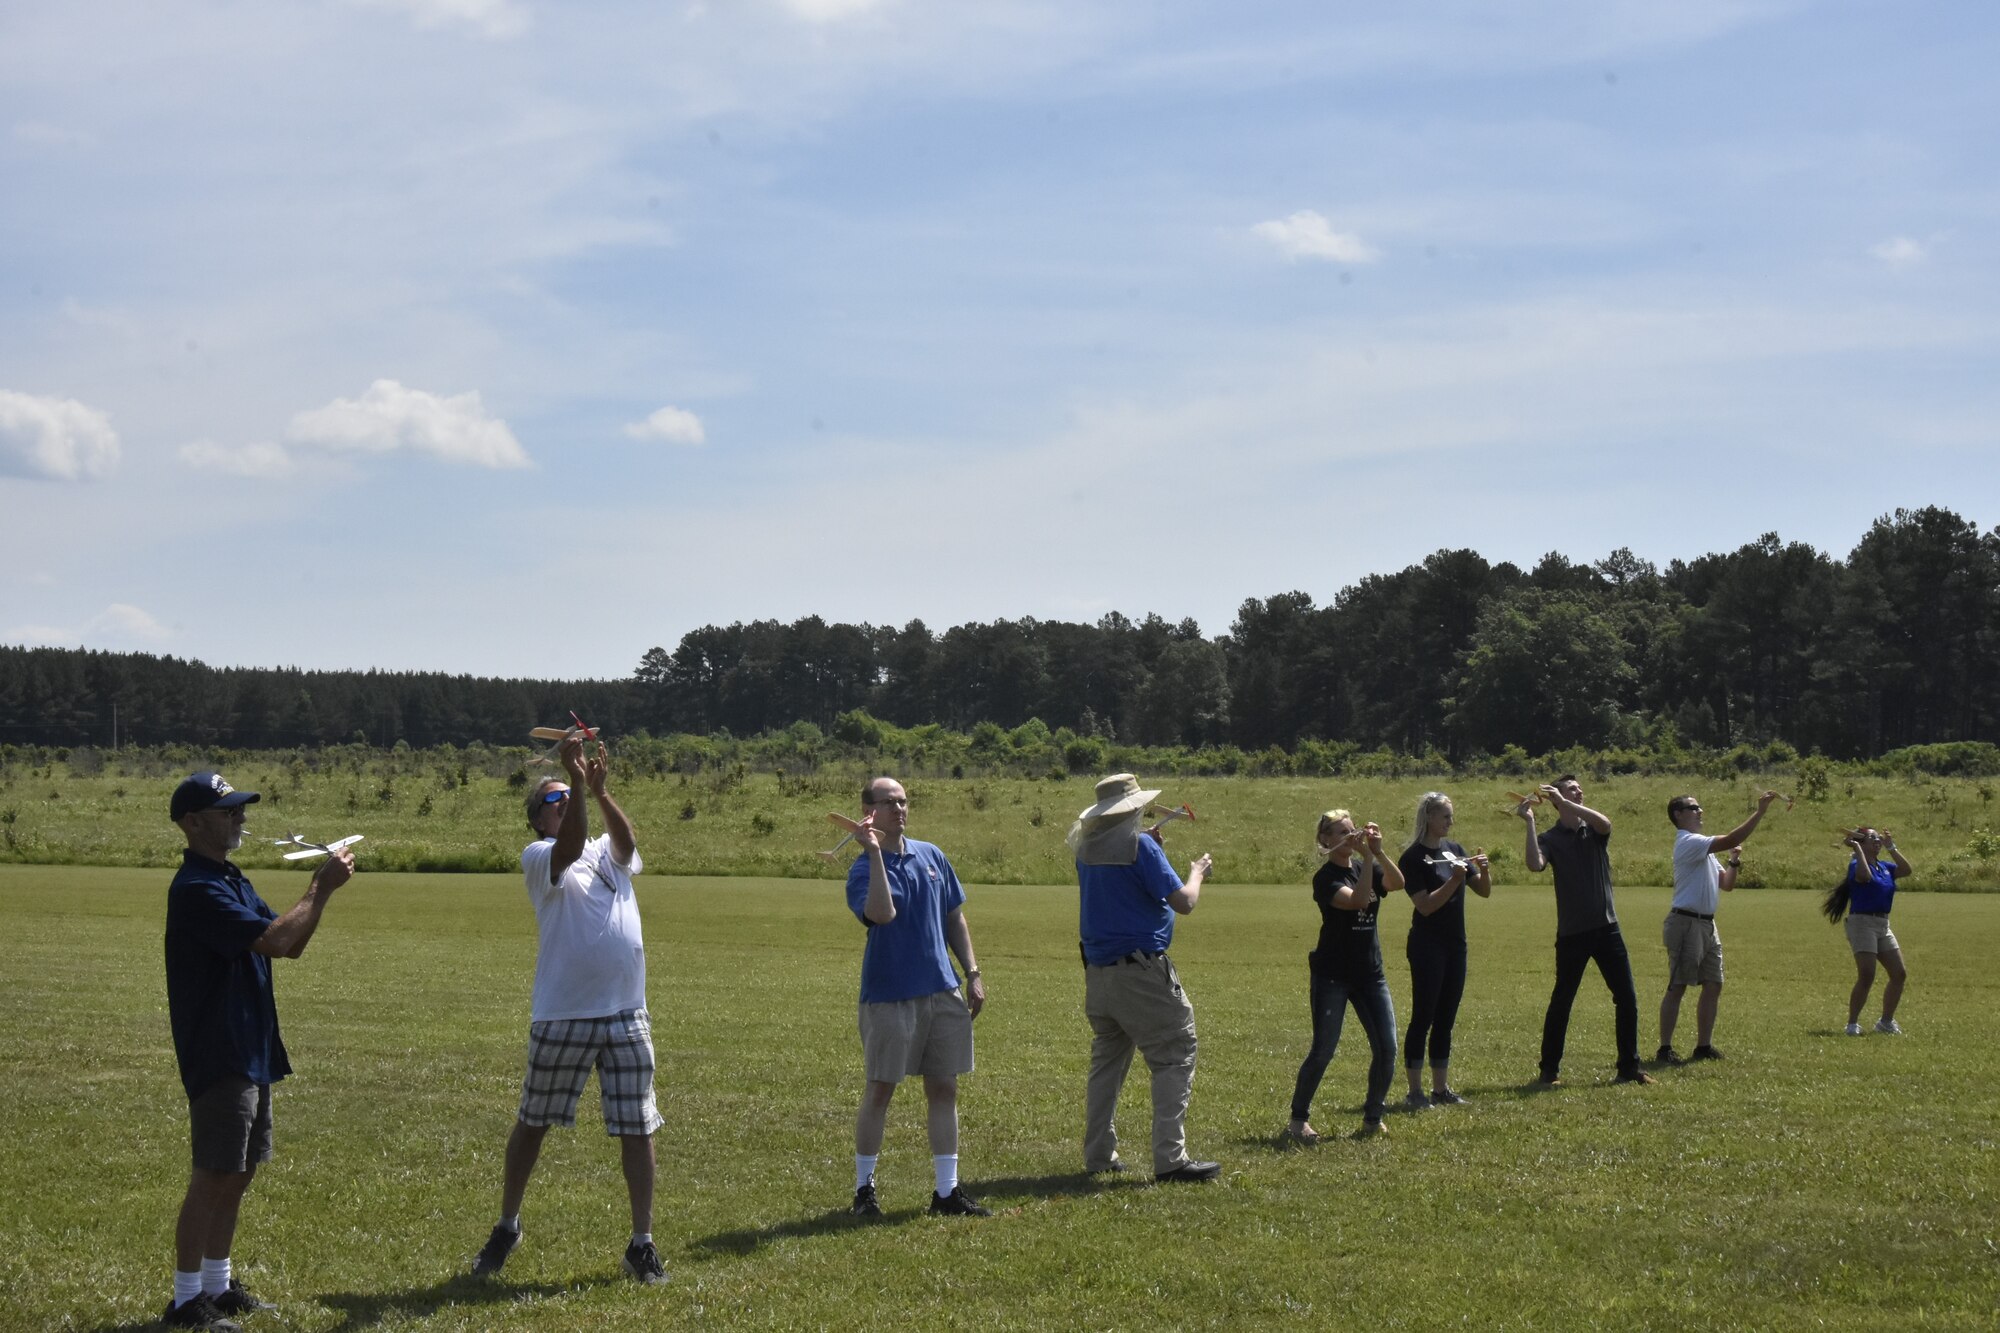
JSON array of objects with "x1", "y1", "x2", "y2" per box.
[{"x1": 1075, "y1": 773, "x2": 1162, "y2": 825}]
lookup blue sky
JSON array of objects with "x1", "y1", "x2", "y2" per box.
[{"x1": 3, "y1": 0, "x2": 1995, "y2": 679}]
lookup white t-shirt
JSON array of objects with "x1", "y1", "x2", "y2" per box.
[
  {"x1": 520, "y1": 833, "x2": 646, "y2": 1022},
  {"x1": 1670, "y1": 830, "x2": 1721, "y2": 915}
]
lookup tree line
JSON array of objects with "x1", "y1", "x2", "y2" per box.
[{"x1": 4, "y1": 507, "x2": 1994, "y2": 760}]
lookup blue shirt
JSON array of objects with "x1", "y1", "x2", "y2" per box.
[
  {"x1": 846, "y1": 839, "x2": 966, "y2": 1004},
  {"x1": 1848, "y1": 858, "x2": 1900, "y2": 914},
  {"x1": 164, "y1": 851, "x2": 288, "y2": 1099},
  {"x1": 1078, "y1": 836, "x2": 1184, "y2": 966}
]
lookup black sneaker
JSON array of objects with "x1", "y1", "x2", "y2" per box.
[
  {"x1": 622, "y1": 1238, "x2": 668, "y2": 1284},
  {"x1": 471, "y1": 1223, "x2": 521, "y2": 1276},
  {"x1": 1689, "y1": 1044, "x2": 1725, "y2": 1062},
  {"x1": 1655, "y1": 1045, "x2": 1685, "y2": 1066},
  {"x1": 1615, "y1": 1068, "x2": 1658, "y2": 1085},
  {"x1": 850, "y1": 1183, "x2": 883, "y2": 1218},
  {"x1": 1429, "y1": 1088, "x2": 1468, "y2": 1105},
  {"x1": 210, "y1": 1279, "x2": 276, "y2": 1316},
  {"x1": 928, "y1": 1185, "x2": 992, "y2": 1217},
  {"x1": 162, "y1": 1294, "x2": 242, "y2": 1331},
  {"x1": 1155, "y1": 1160, "x2": 1222, "y2": 1183}
]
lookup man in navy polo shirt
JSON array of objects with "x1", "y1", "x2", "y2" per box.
[
  {"x1": 163, "y1": 772, "x2": 353, "y2": 1331},
  {"x1": 845, "y1": 776, "x2": 989, "y2": 1219},
  {"x1": 1072, "y1": 773, "x2": 1218, "y2": 1182}
]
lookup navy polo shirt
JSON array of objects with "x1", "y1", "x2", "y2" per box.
[
  {"x1": 845, "y1": 839, "x2": 966, "y2": 1004},
  {"x1": 165, "y1": 850, "x2": 288, "y2": 1099},
  {"x1": 1077, "y1": 836, "x2": 1184, "y2": 966}
]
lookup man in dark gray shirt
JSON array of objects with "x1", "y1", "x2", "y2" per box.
[{"x1": 1521, "y1": 776, "x2": 1653, "y2": 1086}]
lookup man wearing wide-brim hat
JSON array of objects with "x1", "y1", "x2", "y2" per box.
[{"x1": 1071, "y1": 773, "x2": 1219, "y2": 1182}]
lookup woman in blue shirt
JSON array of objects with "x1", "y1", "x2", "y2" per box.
[{"x1": 1822, "y1": 827, "x2": 1912, "y2": 1036}]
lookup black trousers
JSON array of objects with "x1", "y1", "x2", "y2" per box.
[
  {"x1": 1540, "y1": 923, "x2": 1640, "y2": 1077},
  {"x1": 1403, "y1": 932, "x2": 1466, "y2": 1068}
]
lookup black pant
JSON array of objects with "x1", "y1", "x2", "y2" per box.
[
  {"x1": 1404, "y1": 932, "x2": 1466, "y2": 1068},
  {"x1": 1540, "y1": 923, "x2": 1640, "y2": 1077}
]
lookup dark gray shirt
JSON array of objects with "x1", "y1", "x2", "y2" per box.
[{"x1": 1538, "y1": 820, "x2": 1617, "y2": 938}]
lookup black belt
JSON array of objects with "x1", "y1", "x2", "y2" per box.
[
  {"x1": 1850, "y1": 911, "x2": 1889, "y2": 918},
  {"x1": 1081, "y1": 944, "x2": 1167, "y2": 967},
  {"x1": 1671, "y1": 908, "x2": 1715, "y2": 921}
]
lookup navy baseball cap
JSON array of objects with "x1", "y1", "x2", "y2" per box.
[{"x1": 170, "y1": 772, "x2": 261, "y2": 822}]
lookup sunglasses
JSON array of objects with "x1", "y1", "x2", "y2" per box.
[{"x1": 540, "y1": 788, "x2": 571, "y2": 805}]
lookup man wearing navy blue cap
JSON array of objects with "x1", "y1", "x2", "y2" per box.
[{"x1": 162, "y1": 772, "x2": 353, "y2": 1331}]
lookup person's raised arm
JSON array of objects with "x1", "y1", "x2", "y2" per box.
[
  {"x1": 1369, "y1": 823, "x2": 1406, "y2": 896},
  {"x1": 1167, "y1": 853, "x2": 1211, "y2": 915},
  {"x1": 1882, "y1": 830, "x2": 1912, "y2": 878},
  {"x1": 1709, "y1": 790, "x2": 1781, "y2": 854},
  {"x1": 1410, "y1": 860, "x2": 1467, "y2": 916},
  {"x1": 1520, "y1": 798, "x2": 1546, "y2": 874},
  {"x1": 945, "y1": 908, "x2": 984, "y2": 1018},
  {"x1": 584, "y1": 741, "x2": 635, "y2": 864},
  {"x1": 1468, "y1": 849, "x2": 1492, "y2": 898},
  {"x1": 856, "y1": 815, "x2": 895, "y2": 924},
  {"x1": 1543, "y1": 784, "x2": 1611, "y2": 836},
  {"x1": 251, "y1": 849, "x2": 354, "y2": 959},
  {"x1": 549, "y1": 737, "x2": 591, "y2": 883}
]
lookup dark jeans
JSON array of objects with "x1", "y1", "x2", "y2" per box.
[
  {"x1": 1540, "y1": 923, "x2": 1640, "y2": 1077},
  {"x1": 1404, "y1": 932, "x2": 1466, "y2": 1068},
  {"x1": 1290, "y1": 967, "x2": 1398, "y2": 1123}
]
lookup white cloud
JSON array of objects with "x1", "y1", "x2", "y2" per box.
[
  {"x1": 1870, "y1": 236, "x2": 1926, "y2": 270},
  {"x1": 782, "y1": 0, "x2": 892, "y2": 22},
  {"x1": 0, "y1": 390, "x2": 121, "y2": 481},
  {"x1": 7, "y1": 603, "x2": 172, "y2": 649},
  {"x1": 1250, "y1": 210, "x2": 1380, "y2": 264},
  {"x1": 622, "y1": 405, "x2": 707, "y2": 446},
  {"x1": 285, "y1": 379, "x2": 531, "y2": 469},
  {"x1": 179, "y1": 439, "x2": 297, "y2": 478},
  {"x1": 348, "y1": 0, "x2": 529, "y2": 39}
]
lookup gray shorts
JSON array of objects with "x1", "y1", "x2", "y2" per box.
[
  {"x1": 859, "y1": 990, "x2": 974, "y2": 1084},
  {"x1": 1664, "y1": 911, "x2": 1724, "y2": 986},
  {"x1": 1845, "y1": 913, "x2": 1900, "y2": 956},
  {"x1": 190, "y1": 1076, "x2": 273, "y2": 1173},
  {"x1": 518, "y1": 1008, "x2": 664, "y2": 1137}
]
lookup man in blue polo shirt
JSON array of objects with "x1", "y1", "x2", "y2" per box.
[
  {"x1": 845, "y1": 776, "x2": 989, "y2": 1219},
  {"x1": 1073, "y1": 773, "x2": 1217, "y2": 1182},
  {"x1": 162, "y1": 772, "x2": 354, "y2": 1331}
]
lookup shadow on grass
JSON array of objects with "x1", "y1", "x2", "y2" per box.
[
  {"x1": 313, "y1": 1274, "x2": 612, "y2": 1330},
  {"x1": 691, "y1": 1206, "x2": 916, "y2": 1259}
]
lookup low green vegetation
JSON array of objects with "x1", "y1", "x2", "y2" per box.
[{"x1": 2, "y1": 866, "x2": 1994, "y2": 1329}]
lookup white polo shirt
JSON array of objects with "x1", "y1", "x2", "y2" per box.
[
  {"x1": 1670, "y1": 830, "x2": 1721, "y2": 915},
  {"x1": 520, "y1": 834, "x2": 647, "y2": 1022}
]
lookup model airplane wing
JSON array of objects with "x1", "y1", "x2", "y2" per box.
[{"x1": 281, "y1": 834, "x2": 364, "y2": 861}]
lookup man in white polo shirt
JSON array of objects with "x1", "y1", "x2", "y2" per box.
[
  {"x1": 1657, "y1": 789, "x2": 1782, "y2": 1066},
  {"x1": 472, "y1": 731, "x2": 667, "y2": 1284}
]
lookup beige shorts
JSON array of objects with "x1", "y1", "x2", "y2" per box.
[
  {"x1": 1663, "y1": 911, "x2": 1724, "y2": 986},
  {"x1": 1844, "y1": 913, "x2": 1900, "y2": 956},
  {"x1": 859, "y1": 989, "x2": 974, "y2": 1083}
]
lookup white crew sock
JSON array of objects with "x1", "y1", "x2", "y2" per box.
[
  {"x1": 630, "y1": 1232, "x2": 652, "y2": 1248},
  {"x1": 933, "y1": 1153, "x2": 959, "y2": 1196},
  {"x1": 498, "y1": 1214, "x2": 521, "y2": 1232},
  {"x1": 173, "y1": 1271, "x2": 202, "y2": 1308},
  {"x1": 855, "y1": 1154, "x2": 878, "y2": 1190},
  {"x1": 200, "y1": 1257, "x2": 232, "y2": 1298}
]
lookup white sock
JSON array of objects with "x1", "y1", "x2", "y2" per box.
[
  {"x1": 630, "y1": 1232, "x2": 652, "y2": 1248},
  {"x1": 173, "y1": 1271, "x2": 202, "y2": 1308},
  {"x1": 855, "y1": 1154, "x2": 877, "y2": 1190},
  {"x1": 200, "y1": 1257, "x2": 231, "y2": 1298},
  {"x1": 499, "y1": 1214, "x2": 521, "y2": 1233},
  {"x1": 933, "y1": 1153, "x2": 959, "y2": 1196}
]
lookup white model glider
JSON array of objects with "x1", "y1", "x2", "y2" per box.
[{"x1": 271, "y1": 833, "x2": 365, "y2": 861}]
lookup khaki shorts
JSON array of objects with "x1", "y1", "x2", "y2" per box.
[
  {"x1": 1844, "y1": 913, "x2": 1900, "y2": 956},
  {"x1": 859, "y1": 989, "x2": 974, "y2": 1083},
  {"x1": 190, "y1": 1076, "x2": 273, "y2": 1173},
  {"x1": 1663, "y1": 911, "x2": 1724, "y2": 986}
]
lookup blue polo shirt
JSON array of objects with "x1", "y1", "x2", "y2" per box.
[
  {"x1": 1848, "y1": 858, "x2": 1901, "y2": 914},
  {"x1": 165, "y1": 850, "x2": 288, "y2": 1099},
  {"x1": 846, "y1": 839, "x2": 966, "y2": 1004},
  {"x1": 1078, "y1": 836, "x2": 1184, "y2": 966}
]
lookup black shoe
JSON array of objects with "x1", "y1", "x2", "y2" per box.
[
  {"x1": 162, "y1": 1294, "x2": 242, "y2": 1331},
  {"x1": 928, "y1": 1185, "x2": 992, "y2": 1216},
  {"x1": 1155, "y1": 1160, "x2": 1222, "y2": 1183},
  {"x1": 1535, "y1": 1072, "x2": 1563, "y2": 1087},
  {"x1": 471, "y1": 1223, "x2": 521, "y2": 1277},
  {"x1": 1086, "y1": 1158, "x2": 1127, "y2": 1175},
  {"x1": 1429, "y1": 1088, "x2": 1468, "y2": 1105},
  {"x1": 850, "y1": 1183, "x2": 883, "y2": 1218},
  {"x1": 210, "y1": 1279, "x2": 276, "y2": 1316},
  {"x1": 1615, "y1": 1068, "x2": 1657, "y2": 1085},
  {"x1": 1689, "y1": 1044, "x2": 1725, "y2": 1062},
  {"x1": 1655, "y1": 1045, "x2": 1684, "y2": 1066},
  {"x1": 622, "y1": 1238, "x2": 668, "y2": 1284}
]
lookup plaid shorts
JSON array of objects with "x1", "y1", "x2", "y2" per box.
[{"x1": 518, "y1": 1008, "x2": 664, "y2": 1136}]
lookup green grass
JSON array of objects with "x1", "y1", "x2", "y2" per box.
[
  {"x1": 2, "y1": 863, "x2": 1996, "y2": 1330},
  {"x1": 6, "y1": 761, "x2": 2000, "y2": 890}
]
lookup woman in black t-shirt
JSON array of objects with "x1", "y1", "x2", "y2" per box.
[
  {"x1": 1287, "y1": 809, "x2": 1405, "y2": 1143},
  {"x1": 1397, "y1": 790, "x2": 1490, "y2": 1110}
]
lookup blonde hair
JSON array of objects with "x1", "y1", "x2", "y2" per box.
[
  {"x1": 1316, "y1": 808, "x2": 1354, "y2": 860},
  {"x1": 1409, "y1": 790, "x2": 1452, "y2": 850}
]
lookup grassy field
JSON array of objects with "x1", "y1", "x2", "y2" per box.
[
  {"x1": 2, "y1": 862, "x2": 1995, "y2": 1331},
  {"x1": 5, "y1": 758, "x2": 2000, "y2": 890}
]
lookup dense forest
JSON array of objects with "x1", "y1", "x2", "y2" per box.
[{"x1": 5, "y1": 507, "x2": 1995, "y2": 760}]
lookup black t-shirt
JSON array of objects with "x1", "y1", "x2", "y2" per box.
[
  {"x1": 1399, "y1": 839, "x2": 1471, "y2": 944},
  {"x1": 1537, "y1": 820, "x2": 1618, "y2": 938},
  {"x1": 1311, "y1": 858, "x2": 1387, "y2": 981}
]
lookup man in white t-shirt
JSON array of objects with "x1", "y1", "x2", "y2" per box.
[
  {"x1": 1657, "y1": 789, "x2": 1782, "y2": 1066},
  {"x1": 471, "y1": 732, "x2": 667, "y2": 1285}
]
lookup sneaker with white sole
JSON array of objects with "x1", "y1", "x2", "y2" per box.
[
  {"x1": 623, "y1": 1238, "x2": 668, "y2": 1284},
  {"x1": 1874, "y1": 1018, "x2": 1903, "y2": 1035},
  {"x1": 472, "y1": 1223, "x2": 521, "y2": 1277},
  {"x1": 1845, "y1": 1022, "x2": 1863, "y2": 1036},
  {"x1": 162, "y1": 1294, "x2": 241, "y2": 1331}
]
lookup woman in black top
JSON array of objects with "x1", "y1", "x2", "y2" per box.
[
  {"x1": 1288, "y1": 809, "x2": 1405, "y2": 1143},
  {"x1": 1397, "y1": 790, "x2": 1489, "y2": 1109}
]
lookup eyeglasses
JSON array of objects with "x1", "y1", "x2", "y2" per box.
[
  {"x1": 866, "y1": 796, "x2": 909, "y2": 807},
  {"x1": 540, "y1": 788, "x2": 570, "y2": 805}
]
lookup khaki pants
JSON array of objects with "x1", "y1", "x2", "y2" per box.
[{"x1": 1083, "y1": 955, "x2": 1198, "y2": 1175}]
